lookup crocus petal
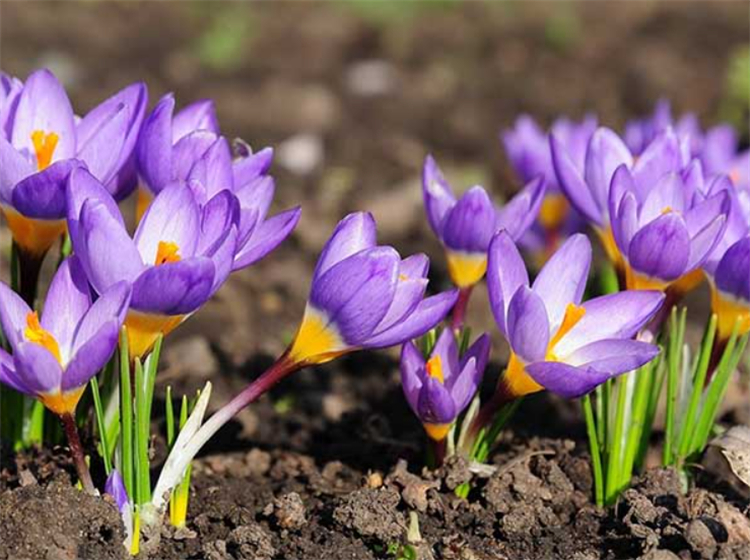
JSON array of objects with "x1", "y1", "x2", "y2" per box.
[
  {"x1": 639, "y1": 172, "x2": 687, "y2": 226},
  {"x1": 507, "y1": 286, "x2": 550, "y2": 363},
  {"x1": 449, "y1": 357, "x2": 479, "y2": 412},
  {"x1": 375, "y1": 275, "x2": 428, "y2": 335},
  {"x1": 400, "y1": 341, "x2": 425, "y2": 414},
  {"x1": 200, "y1": 137, "x2": 234, "y2": 199},
  {"x1": 441, "y1": 186, "x2": 497, "y2": 253},
  {"x1": 0, "y1": 134, "x2": 34, "y2": 204},
  {"x1": 71, "y1": 281, "x2": 131, "y2": 357},
  {"x1": 197, "y1": 190, "x2": 240, "y2": 255},
  {"x1": 627, "y1": 212, "x2": 690, "y2": 281},
  {"x1": 564, "y1": 338, "x2": 660, "y2": 372},
  {"x1": 234, "y1": 176, "x2": 274, "y2": 246},
  {"x1": 687, "y1": 214, "x2": 727, "y2": 271},
  {"x1": 172, "y1": 99, "x2": 218, "y2": 140},
  {"x1": 207, "y1": 226, "x2": 238, "y2": 296},
  {"x1": 131, "y1": 258, "x2": 215, "y2": 315},
  {"x1": 75, "y1": 102, "x2": 129, "y2": 185},
  {"x1": 63, "y1": 320, "x2": 120, "y2": 392},
  {"x1": 487, "y1": 230, "x2": 529, "y2": 337},
  {"x1": 460, "y1": 333, "x2": 490, "y2": 381},
  {"x1": 495, "y1": 176, "x2": 545, "y2": 241},
  {"x1": 79, "y1": 199, "x2": 144, "y2": 292},
  {"x1": 531, "y1": 233, "x2": 591, "y2": 331},
  {"x1": 551, "y1": 133, "x2": 600, "y2": 225},
  {"x1": 13, "y1": 341, "x2": 63, "y2": 395},
  {"x1": 525, "y1": 361, "x2": 614, "y2": 399},
  {"x1": 41, "y1": 256, "x2": 92, "y2": 358},
  {"x1": 715, "y1": 237, "x2": 750, "y2": 301},
  {"x1": 12, "y1": 159, "x2": 81, "y2": 219},
  {"x1": 105, "y1": 470, "x2": 130, "y2": 513},
  {"x1": 172, "y1": 130, "x2": 218, "y2": 185},
  {"x1": 233, "y1": 147, "x2": 273, "y2": 187},
  {"x1": 0, "y1": 348, "x2": 32, "y2": 395},
  {"x1": 134, "y1": 183, "x2": 200, "y2": 262},
  {"x1": 631, "y1": 129, "x2": 683, "y2": 199},
  {"x1": 554, "y1": 290, "x2": 665, "y2": 357},
  {"x1": 11, "y1": 69, "x2": 75, "y2": 162},
  {"x1": 232, "y1": 206, "x2": 301, "y2": 271},
  {"x1": 399, "y1": 253, "x2": 429, "y2": 279},
  {"x1": 363, "y1": 290, "x2": 459, "y2": 349},
  {"x1": 583, "y1": 128, "x2": 633, "y2": 220},
  {"x1": 137, "y1": 94, "x2": 174, "y2": 194},
  {"x1": 613, "y1": 190, "x2": 639, "y2": 255},
  {"x1": 431, "y1": 328, "x2": 459, "y2": 382},
  {"x1": 312, "y1": 212, "x2": 377, "y2": 281},
  {"x1": 310, "y1": 247, "x2": 399, "y2": 345},
  {"x1": 417, "y1": 377, "x2": 457, "y2": 424},
  {"x1": 422, "y1": 155, "x2": 456, "y2": 236},
  {"x1": 0, "y1": 281, "x2": 32, "y2": 350}
]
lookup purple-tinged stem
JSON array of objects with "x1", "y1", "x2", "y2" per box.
[
  {"x1": 15, "y1": 244, "x2": 44, "y2": 307},
  {"x1": 450, "y1": 286, "x2": 473, "y2": 333},
  {"x1": 461, "y1": 378, "x2": 514, "y2": 454},
  {"x1": 60, "y1": 412, "x2": 96, "y2": 495}
]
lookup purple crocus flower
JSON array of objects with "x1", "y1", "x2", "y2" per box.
[
  {"x1": 136, "y1": 93, "x2": 301, "y2": 272},
  {"x1": 502, "y1": 114, "x2": 595, "y2": 262},
  {"x1": 552, "y1": 126, "x2": 689, "y2": 269},
  {"x1": 624, "y1": 99, "x2": 702, "y2": 158},
  {"x1": 67, "y1": 167, "x2": 238, "y2": 360},
  {"x1": 0, "y1": 68, "x2": 146, "y2": 257},
  {"x1": 710, "y1": 235, "x2": 750, "y2": 341},
  {"x1": 401, "y1": 329, "x2": 490, "y2": 441},
  {"x1": 0, "y1": 255, "x2": 130, "y2": 415},
  {"x1": 286, "y1": 212, "x2": 459, "y2": 365},
  {"x1": 609, "y1": 161, "x2": 730, "y2": 292},
  {"x1": 422, "y1": 155, "x2": 544, "y2": 288},
  {"x1": 700, "y1": 124, "x2": 750, "y2": 191},
  {"x1": 487, "y1": 231, "x2": 663, "y2": 399}
]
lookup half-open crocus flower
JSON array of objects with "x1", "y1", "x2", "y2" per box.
[
  {"x1": 135, "y1": 95, "x2": 301, "y2": 269},
  {"x1": 0, "y1": 256, "x2": 130, "y2": 494},
  {"x1": 486, "y1": 231, "x2": 663, "y2": 400},
  {"x1": 502, "y1": 114, "x2": 595, "y2": 262},
  {"x1": 609, "y1": 162, "x2": 730, "y2": 292},
  {"x1": 136, "y1": 92, "x2": 219, "y2": 218},
  {"x1": 401, "y1": 329, "x2": 490, "y2": 440},
  {"x1": 552, "y1": 127, "x2": 688, "y2": 269},
  {"x1": 0, "y1": 69, "x2": 146, "y2": 259},
  {"x1": 146, "y1": 214, "x2": 458, "y2": 509},
  {"x1": 67, "y1": 167, "x2": 238, "y2": 359},
  {"x1": 422, "y1": 155, "x2": 544, "y2": 289}
]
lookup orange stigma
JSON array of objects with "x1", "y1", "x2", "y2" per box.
[
  {"x1": 25, "y1": 312, "x2": 61, "y2": 363},
  {"x1": 31, "y1": 130, "x2": 59, "y2": 171},
  {"x1": 155, "y1": 241, "x2": 181, "y2": 265},
  {"x1": 548, "y1": 303, "x2": 586, "y2": 352},
  {"x1": 425, "y1": 355, "x2": 444, "y2": 384}
]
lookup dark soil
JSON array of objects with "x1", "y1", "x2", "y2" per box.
[{"x1": 1, "y1": 2, "x2": 750, "y2": 559}]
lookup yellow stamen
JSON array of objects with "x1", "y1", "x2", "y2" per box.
[
  {"x1": 711, "y1": 286, "x2": 750, "y2": 342},
  {"x1": 445, "y1": 250, "x2": 487, "y2": 288},
  {"x1": 155, "y1": 241, "x2": 181, "y2": 265},
  {"x1": 423, "y1": 422, "x2": 451, "y2": 441},
  {"x1": 31, "y1": 130, "x2": 59, "y2": 171},
  {"x1": 125, "y1": 311, "x2": 185, "y2": 360},
  {"x1": 538, "y1": 193, "x2": 570, "y2": 230},
  {"x1": 135, "y1": 187, "x2": 153, "y2": 224},
  {"x1": 288, "y1": 307, "x2": 348, "y2": 365},
  {"x1": 25, "y1": 312, "x2": 62, "y2": 363},
  {"x1": 425, "y1": 355, "x2": 444, "y2": 384},
  {"x1": 2, "y1": 207, "x2": 66, "y2": 257},
  {"x1": 548, "y1": 303, "x2": 586, "y2": 351},
  {"x1": 398, "y1": 273, "x2": 409, "y2": 281}
]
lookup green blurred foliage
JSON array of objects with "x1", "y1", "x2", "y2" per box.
[
  {"x1": 193, "y1": 5, "x2": 255, "y2": 72},
  {"x1": 339, "y1": 0, "x2": 458, "y2": 27},
  {"x1": 719, "y1": 44, "x2": 750, "y2": 136},
  {"x1": 544, "y1": 7, "x2": 583, "y2": 53}
]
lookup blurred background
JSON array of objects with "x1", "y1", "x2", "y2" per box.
[{"x1": 1, "y1": 2, "x2": 748, "y2": 439}]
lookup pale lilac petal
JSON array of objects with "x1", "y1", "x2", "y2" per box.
[
  {"x1": 172, "y1": 99, "x2": 218, "y2": 141},
  {"x1": 422, "y1": 155, "x2": 456, "y2": 235},
  {"x1": 627, "y1": 212, "x2": 690, "y2": 281},
  {"x1": 75, "y1": 102, "x2": 129, "y2": 185},
  {"x1": 71, "y1": 281, "x2": 131, "y2": 356},
  {"x1": 639, "y1": 173, "x2": 687, "y2": 225},
  {"x1": 137, "y1": 94, "x2": 174, "y2": 194},
  {"x1": 531, "y1": 233, "x2": 591, "y2": 331},
  {"x1": 63, "y1": 320, "x2": 120, "y2": 392},
  {"x1": 525, "y1": 361, "x2": 615, "y2": 398},
  {"x1": 41, "y1": 256, "x2": 92, "y2": 357},
  {"x1": 551, "y1": 133, "x2": 601, "y2": 225},
  {"x1": 507, "y1": 286, "x2": 550, "y2": 363},
  {"x1": 459, "y1": 333, "x2": 490, "y2": 380},
  {"x1": 233, "y1": 147, "x2": 273, "y2": 187},
  {"x1": 0, "y1": 349, "x2": 32, "y2": 395},
  {"x1": 564, "y1": 338, "x2": 660, "y2": 371},
  {"x1": 496, "y1": 176, "x2": 545, "y2": 241},
  {"x1": 399, "y1": 254, "x2": 429, "y2": 279},
  {"x1": 486, "y1": 230, "x2": 529, "y2": 337},
  {"x1": 449, "y1": 357, "x2": 479, "y2": 412},
  {"x1": 12, "y1": 159, "x2": 81, "y2": 219},
  {"x1": 400, "y1": 341, "x2": 425, "y2": 414},
  {"x1": 232, "y1": 206, "x2": 300, "y2": 270},
  {"x1": 13, "y1": 341, "x2": 63, "y2": 394},
  {"x1": 0, "y1": 134, "x2": 34, "y2": 203},
  {"x1": 131, "y1": 258, "x2": 215, "y2": 315},
  {"x1": 584, "y1": 128, "x2": 633, "y2": 220},
  {"x1": 0, "y1": 282, "x2": 32, "y2": 350},
  {"x1": 312, "y1": 212, "x2": 377, "y2": 281},
  {"x1": 687, "y1": 214, "x2": 727, "y2": 271}
]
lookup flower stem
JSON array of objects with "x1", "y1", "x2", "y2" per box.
[
  {"x1": 581, "y1": 394, "x2": 603, "y2": 507},
  {"x1": 450, "y1": 286, "x2": 473, "y2": 332},
  {"x1": 60, "y1": 412, "x2": 96, "y2": 495},
  {"x1": 14, "y1": 243, "x2": 44, "y2": 307}
]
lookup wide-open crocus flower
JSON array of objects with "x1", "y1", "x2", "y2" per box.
[
  {"x1": 502, "y1": 114, "x2": 595, "y2": 262},
  {"x1": 136, "y1": 94, "x2": 301, "y2": 271},
  {"x1": 609, "y1": 161, "x2": 730, "y2": 292},
  {"x1": 67, "y1": 167, "x2": 238, "y2": 360},
  {"x1": 401, "y1": 329, "x2": 489, "y2": 440},
  {"x1": 0, "y1": 68, "x2": 146, "y2": 258},
  {"x1": 487, "y1": 231, "x2": 663, "y2": 399},
  {"x1": 287, "y1": 212, "x2": 459, "y2": 365},
  {"x1": 552, "y1": 127, "x2": 689, "y2": 269},
  {"x1": 422, "y1": 155, "x2": 544, "y2": 289},
  {"x1": 0, "y1": 255, "x2": 130, "y2": 414}
]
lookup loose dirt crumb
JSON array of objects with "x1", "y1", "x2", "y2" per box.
[
  {"x1": 333, "y1": 486, "x2": 406, "y2": 541},
  {"x1": 264, "y1": 491, "x2": 307, "y2": 530}
]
